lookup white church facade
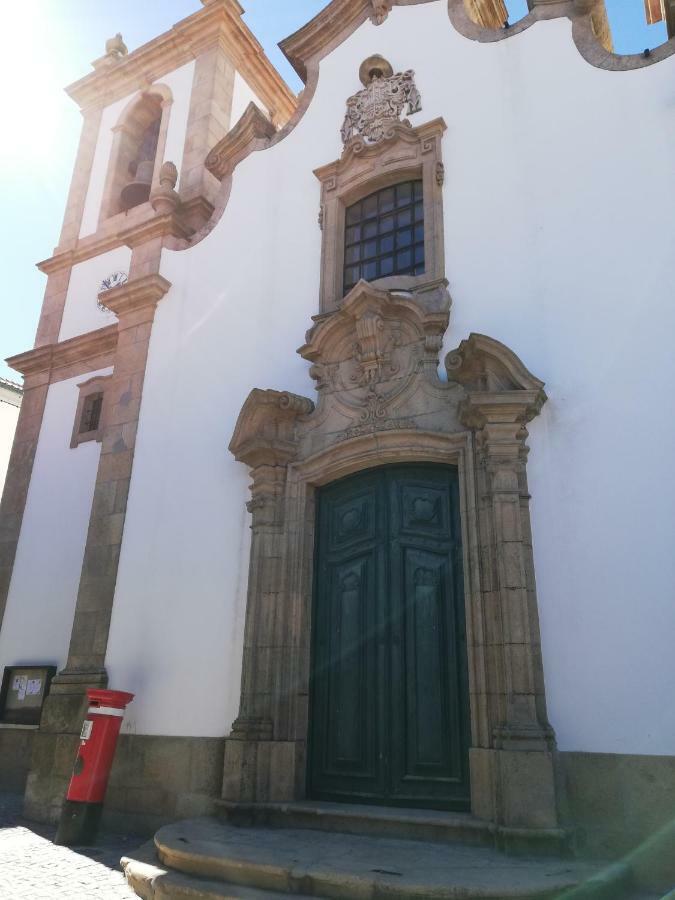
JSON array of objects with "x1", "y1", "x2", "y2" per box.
[{"x1": 1, "y1": 0, "x2": 674, "y2": 890}]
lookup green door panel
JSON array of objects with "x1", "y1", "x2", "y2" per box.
[{"x1": 308, "y1": 465, "x2": 471, "y2": 810}]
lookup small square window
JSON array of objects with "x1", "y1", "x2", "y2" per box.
[{"x1": 71, "y1": 377, "x2": 109, "y2": 449}]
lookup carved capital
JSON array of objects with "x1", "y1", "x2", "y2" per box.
[
  {"x1": 445, "y1": 333, "x2": 547, "y2": 431},
  {"x1": 229, "y1": 389, "x2": 314, "y2": 470}
]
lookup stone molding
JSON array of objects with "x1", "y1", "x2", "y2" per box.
[
  {"x1": 94, "y1": 273, "x2": 171, "y2": 319},
  {"x1": 65, "y1": 0, "x2": 295, "y2": 121},
  {"x1": 224, "y1": 280, "x2": 559, "y2": 833},
  {"x1": 315, "y1": 117, "x2": 446, "y2": 313},
  {"x1": 279, "y1": 0, "x2": 673, "y2": 88},
  {"x1": 7, "y1": 326, "x2": 118, "y2": 385},
  {"x1": 205, "y1": 103, "x2": 277, "y2": 182}
]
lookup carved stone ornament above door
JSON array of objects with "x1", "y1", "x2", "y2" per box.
[{"x1": 225, "y1": 277, "x2": 561, "y2": 843}]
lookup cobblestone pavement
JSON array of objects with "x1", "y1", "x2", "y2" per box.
[{"x1": 0, "y1": 793, "x2": 141, "y2": 899}]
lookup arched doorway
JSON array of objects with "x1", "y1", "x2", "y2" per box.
[{"x1": 308, "y1": 464, "x2": 471, "y2": 810}]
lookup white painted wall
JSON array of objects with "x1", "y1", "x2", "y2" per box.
[
  {"x1": 230, "y1": 70, "x2": 269, "y2": 126},
  {"x1": 58, "y1": 246, "x2": 131, "y2": 342},
  {"x1": 0, "y1": 387, "x2": 20, "y2": 497},
  {"x1": 160, "y1": 61, "x2": 196, "y2": 186},
  {"x1": 96, "y1": 3, "x2": 675, "y2": 754},
  {"x1": 0, "y1": 371, "x2": 110, "y2": 673},
  {"x1": 79, "y1": 61, "x2": 195, "y2": 238}
]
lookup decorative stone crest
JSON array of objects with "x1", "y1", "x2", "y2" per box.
[{"x1": 341, "y1": 55, "x2": 422, "y2": 145}]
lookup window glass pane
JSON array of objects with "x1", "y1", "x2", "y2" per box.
[
  {"x1": 344, "y1": 265, "x2": 360, "y2": 286},
  {"x1": 363, "y1": 195, "x2": 378, "y2": 218},
  {"x1": 343, "y1": 180, "x2": 423, "y2": 293},
  {"x1": 363, "y1": 260, "x2": 378, "y2": 280},
  {"x1": 380, "y1": 256, "x2": 394, "y2": 276},
  {"x1": 396, "y1": 182, "x2": 412, "y2": 206},
  {"x1": 397, "y1": 208, "x2": 412, "y2": 228},
  {"x1": 346, "y1": 204, "x2": 361, "y2": 225},
  {"x1": 397, "y1": 228, "x2": 412, "y2": 249},
  {"x1": 380, "y1": 234, "x2": 394, "y2": 254},
  {"x1": 379, "y1": 188, "x2": 395, "y2": 213},
  {"x1": 380, "y1": 215, "x2": 395, "y2": 234},
  {"x1": 363, "y1": 239, "x2": 378, "y2": 260},
  {"x1": 396, "y1": 249, "x2": 412, "y2": 270}
]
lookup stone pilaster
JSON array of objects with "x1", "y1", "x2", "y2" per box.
[
  {"x1": 461, "y1": 393, "x2": 559, "y2": 835},
  {"x1": 25, "y1": 273, "x2": 171, "y2": 823},
  {"x1": 223, "y1": 390, "x2": 313, "y2": 803}
]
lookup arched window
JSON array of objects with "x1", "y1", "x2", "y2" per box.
[{"x1": 100, "y1": 89, "x2": 171, "y2": 222}]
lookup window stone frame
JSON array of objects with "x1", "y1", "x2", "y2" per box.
[
  {"x1": 314, "y1": 117, "x2": 447, "y2": 314},
  {"x1": 70, "y1": 375, "x2": 110, "y2": 449}
]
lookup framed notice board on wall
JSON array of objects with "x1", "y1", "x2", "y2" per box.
[{"x1": 0, "y1": 665, "x2": 56, "y2": 725}]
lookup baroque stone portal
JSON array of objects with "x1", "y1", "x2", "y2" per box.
[{"x1": 224, "y1": 279, "x2": 561, "y2": 841}]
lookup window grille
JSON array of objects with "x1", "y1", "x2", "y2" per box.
[
  {"x1": 343, "y1": 180, "x2": 425, "y2": 294},
  {"x1": 80, "y1": 392, "x2": 103, "y2": 434}
]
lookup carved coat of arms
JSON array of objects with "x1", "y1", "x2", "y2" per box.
[{"x1": 341, "y1": 62, "x2": 422, "y2": 145}]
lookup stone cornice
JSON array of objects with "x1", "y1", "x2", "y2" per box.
[
  {"x1": 280, "y1": 0, "x2": 435, "y2": 83},
  {"x1": 66, "y1": 0, "x2": 296, "y2": 122},
  {"x1": 280, "y1": 0, "x2": 372, "y2": 83},
  {"x1": 7, "y1": 326, "x2": 119, "y2": 379},
  {"x1": 37, "y1": 208, "x2": 195, "y2": 275},
  {"x1": 205, "y1": 103, "x2": 276, "y2": 181},
  {"x1": 314, "y1": 117, "x2": 447, "y2": 186},
  {"x1": 99, "y1": 274, "x2": 172, "y2": 318}
]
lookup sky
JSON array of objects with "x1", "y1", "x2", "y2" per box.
[{"x1": 0, "y1": 0, "x2": 666, "y2": 382}]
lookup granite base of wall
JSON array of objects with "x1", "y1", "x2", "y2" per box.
[
  {"x1": 0, "y1": 727, "x2": 36, "y2": 792},
  {"x1": 102, "y1": 735, "x2": 225, "y2": 835},
  {"x1": 559, "y1": 750, "x2": 675, "y2": 890},
  {"x1": 22, "y1": 731, "x2": 225, "y2": 835}
]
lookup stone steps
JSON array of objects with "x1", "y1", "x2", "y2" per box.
[
  {"x1": 216, "y1": 799, "x2": 570, "y2": 857},
  {"x1": 217, "y1": 799, "x2": 495, "y2": 847},
  {"x1": 122, "y1": 841, "x2": 320, "y2": 900},
  {"x1": 121, "y1": 816, "x2": 634, "y2": 900}
]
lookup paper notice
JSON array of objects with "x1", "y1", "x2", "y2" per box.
[
  {"x1": 16, "y1": 675, "x2": 28, "y2": 701},
  {"x1": 11, "y1": 676, "x2": 22, "y2": 692},
  {"x1": 26, "y1": 679, "x2": 42, "y2": 697}
]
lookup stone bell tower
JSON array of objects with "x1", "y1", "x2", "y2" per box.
[{"x1": 0, "y1": 0, "x2": 296, "y2": 823}]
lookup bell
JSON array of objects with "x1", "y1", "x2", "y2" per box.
[{"x1": 120, "y1": 159, "x2": 155, "y2": 210}]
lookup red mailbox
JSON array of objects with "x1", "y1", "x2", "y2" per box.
[{"x1": 55, "y1": 688, "x2": 134, "y2": 846}]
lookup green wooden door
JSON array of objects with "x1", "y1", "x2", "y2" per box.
[{"x1": 308, "y1": 464, "x2": 471, "y2": 810}]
